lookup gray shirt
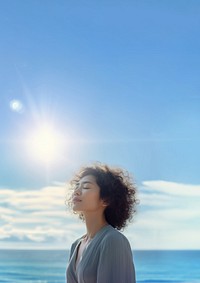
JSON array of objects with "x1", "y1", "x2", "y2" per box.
[{"x1": 66, "y1": 225, "x2": 136, "y2": 283}]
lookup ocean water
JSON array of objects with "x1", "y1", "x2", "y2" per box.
[
  {"x1": 134, "y1": 250, "x2": 200, "y2": 283},
  {"x1": 0, "y1": 249, "x2": 199, "y2": 283}
]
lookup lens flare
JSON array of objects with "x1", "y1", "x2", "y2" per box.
[{"x1": 10, "y1": 100, "x2": 24, "y2": 113}]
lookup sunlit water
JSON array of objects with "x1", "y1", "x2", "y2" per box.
[{"x1": 0, "y1": 250, "x2": 199, "y2": 283}]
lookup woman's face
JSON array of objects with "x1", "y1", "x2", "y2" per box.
[{"x1": 72, "y1": 175, "x2": 106, "y2": 214}]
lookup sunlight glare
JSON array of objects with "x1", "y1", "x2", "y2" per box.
[{"x1": 28, "y1": 124, "x2": 63, "y2": 164}]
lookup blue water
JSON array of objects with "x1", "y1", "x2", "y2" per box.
[
  {"x1": 0, "y1": 250, "x2": 199, "y2": 283},
  {"x1": 134, "y1": 250, "x2": 200, "y2": 283}
]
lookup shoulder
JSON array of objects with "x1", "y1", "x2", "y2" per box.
[
  {"x1": 100, "y1": 225, "x2": 131, "y2": 249},
  {"x1": 98, "y1": 226, "x2": 134, "y2": 268}
]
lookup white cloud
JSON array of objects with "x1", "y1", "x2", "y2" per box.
[
  {"x1": 3, "y1": 186, "x2": 67, "y2": 210},
  {"x1": 0, "y1": 207, "x2": 15, "y2": 215},
  {"x1": 143, "y1": 180, "x2": 200, "y2": 197},
  {"x1": 127, "y1": 180, "x2": 200, "y2": 250},
  {"x1": 0, "y1": 184, "x2": 82, "y2": 249},
  {"x1": 0, "y1": 189, "x2": 14, "y2": 196},
  {"x1": 0, "y1": 180, "x2": 200, "y2": 250}
]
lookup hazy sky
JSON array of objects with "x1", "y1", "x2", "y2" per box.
[{"x1": 0, "y1": 1, "x2": 200, "y2": 250}]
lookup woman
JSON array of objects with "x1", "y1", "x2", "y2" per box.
[{"x1": 66, "y1": 163, "x2": 137, "y2": 283}]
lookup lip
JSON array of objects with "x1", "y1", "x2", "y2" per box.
[{"x1": 72, "y1": 197, "x2": 82, "y2": 203}]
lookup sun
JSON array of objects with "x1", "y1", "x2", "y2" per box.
[{"x1": 27, "y1": 124, "x2": 63, "y2": 164}]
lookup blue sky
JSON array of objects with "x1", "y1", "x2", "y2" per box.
[{"x1": 0, "y1": 1, "x2": 200, "y2": 250}]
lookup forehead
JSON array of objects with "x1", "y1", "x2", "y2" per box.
[{"x1": 79, "y1": 174, "x2": 97, "y2": 184}]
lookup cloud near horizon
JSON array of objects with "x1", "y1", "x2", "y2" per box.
[
  {"x1": 0, "y1": 180, "x2": 200, "y2": 250},
  {"x1": 130, "y1": 180, "x2": 200, "y2": 249},
  {"x1": 0, "y1": 184, "x2": 83, "y2": 248}
]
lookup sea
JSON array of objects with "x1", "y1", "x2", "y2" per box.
[{"x1": 0, "y1": 250, "x2": 199, "y2": 283}]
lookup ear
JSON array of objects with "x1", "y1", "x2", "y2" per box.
[{"x1": 101, "y1": 199, "x2": 109, "y2": 207}]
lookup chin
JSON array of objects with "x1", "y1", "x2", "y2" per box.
[{"x1": 73, "y1": 205, "x2": 82, "y2": 212}]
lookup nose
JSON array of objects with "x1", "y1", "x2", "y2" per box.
[{"x1": 74, "y1": 185, "x2": 82, "y2": 195}]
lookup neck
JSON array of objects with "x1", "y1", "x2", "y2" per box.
[{"x1": 83, "y1": 212, "x2": 108, "y2": 239}]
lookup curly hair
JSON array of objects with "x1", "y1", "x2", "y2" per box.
[{"x1": 68, "y1": 163, "x2": 138, "y2": 230}]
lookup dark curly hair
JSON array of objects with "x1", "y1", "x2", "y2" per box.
[{"x1": 68, "y1": 163, "x2": 138, "y2": 230}]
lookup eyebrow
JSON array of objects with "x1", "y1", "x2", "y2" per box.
[
  {"x1": 77, "y1": 181, "x2": 94, "y2": 186},
  {"x1": 81, "y1": 181, "x2": 94, "y2": 185}
]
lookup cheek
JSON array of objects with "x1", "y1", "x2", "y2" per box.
[
  {"x1": 85, "y1": 192, "x2": 102, "y2": 206},
  {"x1": 87, "y1": 193, "x2": 99, "y2": 202}
]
